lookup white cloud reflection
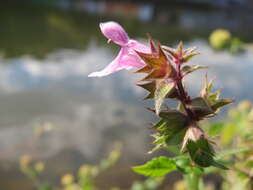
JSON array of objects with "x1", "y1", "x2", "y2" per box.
[{"x1": 0, "y1": 40, "x2": 252, "y2": 161}]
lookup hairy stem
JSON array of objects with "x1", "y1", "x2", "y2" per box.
[{"x1": 175, "y1": 59, "x2": 195, "y2": 120}]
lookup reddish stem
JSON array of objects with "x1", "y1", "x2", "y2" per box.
[{"x1": 174, "y1": 59, "x2": 196, "y2": 120}]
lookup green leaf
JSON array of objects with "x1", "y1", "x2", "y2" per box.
[
  {"x1": 177, "y1": 102, "x2": 185, "y2": 112},
  {"x1": 188, "y1": 97, "x2": 214, "y2": 118},
  {"x1": 185, "y1": 166, "x2": 204, "y2": 175},
  {"x1": 152, "y1": 111, "x2": 188, "y2": 147},
  {"x1": 177, "y1": 41, "x2": 184, "y2": 53},
  {"x1": 211, "y1": 160, "x2": 228, "y2": 170},
  {"x1": 215, "y1": 148, "x2": 249, "y2": 160},
  {"x1": 153, "y1": 119, "x2": 167, "y2": 130},
  {"x1": 182, "y1": 52, "x2": 200, "y2": 62},
  {"x1": 211, "y1": 98, "x2": 234, "y2": 111},
  {"x1": 208, "y1": 90, "x2": 221, "y2": 104},
  {"x1": 137, "y1": 81, "x2": 156, "y2": 100},
  {"x1": 197, "y1": 137, "x2": 215, "y2": 156},
  {"x1": 165, "y1": 128, "x2": 187, "y2": 146},
  {"x1": 186, "y1": 137, "x2": 227, "y2": 169},
  {"x1": 200, "y1": 75, "x2": 214, "y2": 98},
  {"x1": 132, "y1": 156, "x2": 177, "y2": 177},
  {"x1": 159, "y1": 110, "x2": 189, "y2": 129},
  {"x1": 174, "y1": 156, "x2": 191, "y2": 169},
  {"x1": 181, "y1": 65, "x2": 207, "y2": 76},
  {"x1": 154, "y1": 82, "x2": 174, "y2": 115}
]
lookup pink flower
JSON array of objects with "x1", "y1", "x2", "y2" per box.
[{"x1": 88, "y1": 21, "x2": 149, "y2": 77}]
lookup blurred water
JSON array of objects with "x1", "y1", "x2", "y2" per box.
[{"x1": 0, "y1": 2, "x2": 253, "y2": 190}]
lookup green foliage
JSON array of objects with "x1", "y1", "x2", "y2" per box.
[
  {"x1": 188, "y1": 97, "x2": 214, "y2": 118},
  {"x1": 136, "y1": 40, "x2": 233, "y2": 189},
  {"x1": 20, "y1": 148, "x2": 121, "y2": 190},
  {"x1": 181, "y1": 65, "x2": 207, "y2": 77},
  {"x1": 132, "y1": 157, "x2": 177, "y2": 177},
  {"x1": 186, "y1": 138, "x2": 227, "y2": 169},
  {"x1": 206, "y1": 122, "x2": 224, "y2": 137},
  {"x1": 215, "y1": 148, "x2": 249, "y2": 160},
  {"x1": 211, "y1": 98, "x2": 234, "y2": 112},
  {"x1": 130, "y1": 178, "x2": 164, "y2": 190},
  {"x1": 137, "y1": 81, "x2": 156, "y2": 100}
]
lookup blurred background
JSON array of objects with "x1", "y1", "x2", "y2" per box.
[{"x1": 1, "y1": 0, "x2": 253, "y2": 189}]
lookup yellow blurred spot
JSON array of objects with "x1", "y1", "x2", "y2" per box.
[
  {"x1": 209, "y1": 29, "x2": 231, "y2": 49},
  {"x1": 78, "y1": 165, "x2": 91, "y2": 176},
  {"x1": 19, "y1": 155, "x2": 31, "y2": 169},
  {"x1": 228, "y1": 108, "x2": 238, "y2": 118},
  {"x1": 173, "y1": 180, "x2": 186, "y2": 190},
  {"x1": 34, "y1": 162, "x2": 45, "y2": 173},
  {"x1": 64, "y1": 184, "x2": 81, "y2": 190},
  {"x1": 238, "y1": 100, "x2": 252, "y2": 113},
  {"x1": 248, "y1": 108, "x2": 253, "y2": 121},
  {"x1": 61, "y1": 173, "x2": 74, "y2": 186}
]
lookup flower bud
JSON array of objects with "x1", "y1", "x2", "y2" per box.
[{"x1": 182, "y1": 125, "x2": 206, "y2": 151}]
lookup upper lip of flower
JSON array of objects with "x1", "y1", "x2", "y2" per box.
[{"x1": 88, "y1": 21, "x2": 149, "y2": 77}]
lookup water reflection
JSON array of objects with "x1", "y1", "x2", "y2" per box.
[{"x1": 0, "y1": 40, "x2": 253, "y2": 162}]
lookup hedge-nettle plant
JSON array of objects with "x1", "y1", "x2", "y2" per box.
[{"x1": 89, "y1": 21, "x2": 234, "y2": 189}]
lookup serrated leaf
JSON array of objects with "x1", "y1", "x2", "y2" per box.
[
  {"x1": 132, "y1": 156, "x2": 177, "y2": 177},
  {"x1": 211, "y1": 98, "x2": 234, "y2": 111},
  {"x1": 177, "y1": 41, "x2": 183, "y2": 53},
  {"x1": 181, "y1": 65, "x2": 207, "y2": 76},
  {"x1": 182, "y1": 52, "x2": 200, "y2": 62},
  {"x1": 136, "y1": 37, "x2": 175, "y2": 81},
  {"x1": 189, "y1": 97, "x2": 214, "y2": 118},
  {"x1": 161, "y1": 45, "x2": 177, "y2": 57},
  {"x1": 148, "y1": 143, "x2": 163, "y2": 154},
  {"x1": 197, "y1": 137, "x2": 215, "y2": 156},
  {"x1": 137, "y1": 81, "x2": 156, "y2": 100},
  {"x1": 186, "y1": 137, "x2": 227, "y2": 169},
  {"x1": 152, "y1": 111, "x2": 188, "y2": 147},
  {"x1": 159, "y1": 110, "x2": 189, "y2": 128},
  {"x1": 211, "y1": 160, "x2": 228, "y2": 170},
  {"x1": 137, "y1": 81, "x2": 178, "y2": 100},
  {"x1": 177, "y1": 102, "x2": 185, "y2": 113},
  {"x1": 155, "y1": 111, "x2": 188, "y2": 137},
  {"x1": 200, "y1": 75, "x2": 214, "y2": 98},
  {"x1": 208, "y1": 90, "x2": 221, "y2": 104},
  {"x1": 135, "y1": 65, "x2": 152, "y2": 73},
  {"x1": 155, "y1": 82, "x2": 174, "y2": 115},
  {"x1": 183, "y1": 46, "x2": 197, "y2": 55},
  {"x1": 153, "y1": 119, "x2": 167, "y2": 130},
  {"x1": 165, "y1": 128, "x2": 187, "y2": 146},
  {"x1": 140, "y1": 70, "x2": 166, "y2": 81}
]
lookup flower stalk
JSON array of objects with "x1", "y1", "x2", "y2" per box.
[{"x1": 184, "y1": 171, "x2": 200, "y2": 190}]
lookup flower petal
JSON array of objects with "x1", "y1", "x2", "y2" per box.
[
  {"x1": 121, "y1": 48, "x2": 146, "y2": 68},
  {"x1": 100, "y1": 21, "x2": 129, "y2": 46},
  {"x1": 88, "y1": 48, "x2": 127, "y2": 77},
  {"x1": 88, "y1": 46, "x2": 147, "y2": 77},
  {"x1": 128, "y1": 40, "x2": 150, "y2": 53}
]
